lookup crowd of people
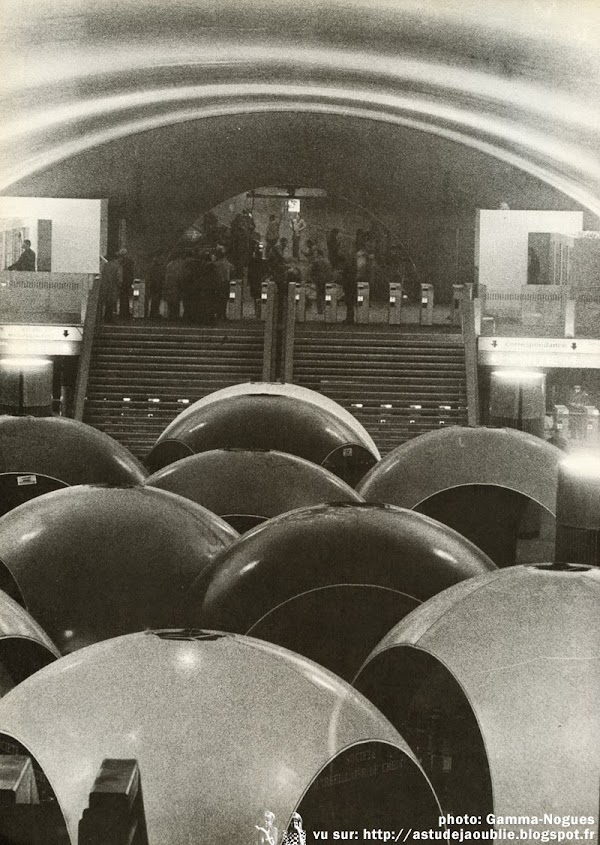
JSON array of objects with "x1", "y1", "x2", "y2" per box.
[{"x1": 100, "y1": 206, "x2": 417, "y2": 325}]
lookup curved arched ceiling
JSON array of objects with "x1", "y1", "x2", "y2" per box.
[{"x1": 2, "y1": 0, "x2": 600, "y2": 216}]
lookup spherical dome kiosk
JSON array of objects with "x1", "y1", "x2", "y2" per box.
[
  {"x1": 145, "y1": 449, "x2": 363, "y2": 531},
  {"x1": 145, "y1": 387, "x2": 379, "y2": 486},
  {"x1": 0, "y1": 486, "x2": 238, "y2": 653},
  {"x1": 0, "y1": 589, "x2": 59, "y2": 698},
  {"x1": 0, "y1": 416, "x2": 147, "y2": 516},
  {"x1": 167, "y1": 382, "x2": 380, "y2": 458},
  {"x1": 0, "y1": 630, "x2": 441, "y2": 845},
  {"x1": 357, "y1": 426, "x2": 563, "y2": 567},
  {"x1": 353, "y1": 564, "x2": 600, "y2": 831},
  {"x1": 193, "y1": 503, "x2": 495, "y2": 680}
]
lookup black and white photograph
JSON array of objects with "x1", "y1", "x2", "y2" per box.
[{"x1": 0, "y1": 1, "x2": 599, "y2": 843}]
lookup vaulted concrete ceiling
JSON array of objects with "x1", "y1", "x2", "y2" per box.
[{"x1": 2, "y1": 0, "x2": 600, "y2": 226}]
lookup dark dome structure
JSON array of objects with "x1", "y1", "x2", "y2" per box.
[
  {"x1": 0, "y1": 416, "x2": 147, "y2": 516},
  {"x1": 0, "y1": 486, "x2": 238, "y2": 653},
  {"x1": 357, "y1": 426, "x2": 564, "y2": 567},
  {"x1": 146, "y1": 389, "x2": 379, "y2": 486},
  {"x1": 0, "y1": 630, "x2": 441, "y2": 845},
  {"x1": 0, "y1": 588, "x2": 59, "y2": 698},
  {"x1": 145, "y1": 448, "x2": 363, "y2": 531},
  {"x1": 156, "y1": 382, "x2": 381, "y2": 458},
  {"x1": 193, "y1": 502, "x2": 495, "y2": 680},
  {"x1": 354, "y1": 564, "x2": 600, "y2": 831}
]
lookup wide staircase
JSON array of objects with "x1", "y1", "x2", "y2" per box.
[
  {"x1": 292, "y1": 327, "x2": 468, "y2": 454},
  {"x1": 83, "y1": 322, "x2": 469, "y2": 461},
  {"x1": 83, "y1": 324, "x2": 265, "y2": 459}
]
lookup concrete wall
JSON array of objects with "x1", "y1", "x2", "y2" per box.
[
  {"x1": 477, "y1": 209, "x2": 583, "y2": 292},
  {"x1": 0, "y1": 198, "x2": 107, "y2": 274}
]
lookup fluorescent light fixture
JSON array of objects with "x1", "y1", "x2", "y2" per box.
[
  {"x1": 560, "y1": 453, "x2": 600, "y2": 479},
  {"x1": 492, "y1": 369, "x2": 544, "y2": 382},
  {"x1": 1, "y1": 357, "x2": 52, "y2": 369}
]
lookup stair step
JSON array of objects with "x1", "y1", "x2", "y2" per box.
[{"x1": 84, "y1": 322, "x2": 469, "y2": 460}]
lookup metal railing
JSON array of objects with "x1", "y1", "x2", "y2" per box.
[
  {"x1": 73, "y1": 274, "x2": 103, "y2": 420},
  {"x1": 0, "y1": 271, "x2": 93, "y2": 325},
  {"x1": 461, "y1": 298, "x2": 480, "y2": 426},
  {"x1": 479, "y1": 284, "x2": 600, "y2": 339}
]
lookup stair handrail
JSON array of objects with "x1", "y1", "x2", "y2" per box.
[
  {"x1": 461, "y1": 292, "x2": 480, "y2": 426},
  {"x1": 282, "y1": 281, "x2": 297, "y2": 383},
  {"x1": 261, "y1": 280, "x2": 278, "y2": 381},
  {"x1": 73, "y1": 273, "x2": 103, "y2": 420}
]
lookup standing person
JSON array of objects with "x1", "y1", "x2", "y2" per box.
[
  {"x1": 309, "y1": 247, "x2": 331, "y2": 314},
  {"x1": 230, "y1": 205, "x2": 255, "y2": 278},
  {"x1": 265, "y1": 213, "x2": 280, "y2": 258},
  {"x1": 326, "y1": 227, "x2": 343, "y2": 268},
  {"x1": 185, "y1": 250, "x2": 219, "y2": 325},
  {"x1": 268, "y1": 237, "x2": 289, "y2": 287},
  {"x1": 164, "y1": 253, "x2": 186, "y2": 321},
  {"x1": 338, "y1": 256, "x2": 357, "y2": 324},
  {"x1": 180, "y1": 249, "x2": 198, "y2": 323},
  {"x1": 117, "y1": 248, "x2": 135, "y2": 319},
  {"x1": 290, "y1": 213, "x2": 307, "y2": 260},
  {"x1": 145, "y1": 251, "x2": 164, "y2": 319},
  {"x1": 255, "y1": 811, "x2": 278, "y2": 845},
  {"x1": 213, "y1": 246, "x2": 234, "y2": 322},
  {"x1": 282, "y1": 812, "x2": 306, "y2": 845},
  {"x1": 202, "y1": 212, "x2": 220, "y2": 250},
  {"x1": 301, "y1": 239, "x2": 317, "y2": 263},
  {"x1": 100, "y1": 254, "x2": 121, "y2": 322},
  {"x1": 8, "y1": 238, "x2": 36, "y2": 270}
]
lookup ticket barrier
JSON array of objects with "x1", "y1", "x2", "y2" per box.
[
  {"x1": 227, "y1": 279, "x2": 243, "y2": 321},
  {"x1": 132, "y1": 280, "x2": 145, "y2": 319},
  {"x1": 79, "y1": 759, "x2": 149, "y2": 845},
  {"x1": 324, "y1": 282, "x2": 340, "y2": 323},
  {"x1": 584, "y1": 406, "x2": 600, "y2": 444},
  {"x1": 0, "y1": 755, "x2": 149, "y2": 845},
  {"x1": 420, "y1": 283, "x2": 434, "y2": 326},
  {"x1": 260, "y1": 280, "x2": 276, "y2": 322},
  {"x1": 356, "y1": 281, "x2": 370, "y2": 324},
  {"x1": 295, "y1": 283, "x2": 307, "y2": 322},
  {"x1": 452, "y1": 284, "x2": 464, "y2": 326},
  {"x1": 388, "y1": 282, "x2": 402, "y2": 325},
  {"x1": 553, "y1": 405, "x2": 570, "y2": 439}
]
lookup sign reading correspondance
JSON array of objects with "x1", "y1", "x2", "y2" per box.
[{"x1": 479, "y1": 336, "x2": 600, "y2": 369}]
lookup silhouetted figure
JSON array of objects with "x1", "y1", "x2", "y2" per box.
[
  {"x1": 164, "y1": 255, "x2": 186, "y2": 321},
  {"x1": 196, "y1": 250, "x2": 219, "y2": 324},
  {"x1": 202, "y1": 212, "x2": 220, "y2": 250},
  {"x1": 265, "y1": 214, "x2": 280, "y2": 257},
  {"x1": 145, "y1": 252, "x2": 164, "y2": 319},
  {"x1": 290, "y1": 214, "x2": 307, "y2": 259},
  {"x1": 326, "y1": 227, "x2": 343, "y2": 268},
  {"x1": 8, "y1": 238, "x2": 36, "y2": 271},
  {"x1": 230, "y1": 206, "x2": 255, "y2": 277},
  {"x1": 338, "y1": 257, "x2": 357, "y2": 324},
  {"x1": 309, "y1": 248, "x2": 331, "y2": 314},
  {"x1": 302, "y1": 239, "x2": 317, "y2": 263},
  {"x1": 268, "y1": 237, "x2": 289, "y2": 287}
]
